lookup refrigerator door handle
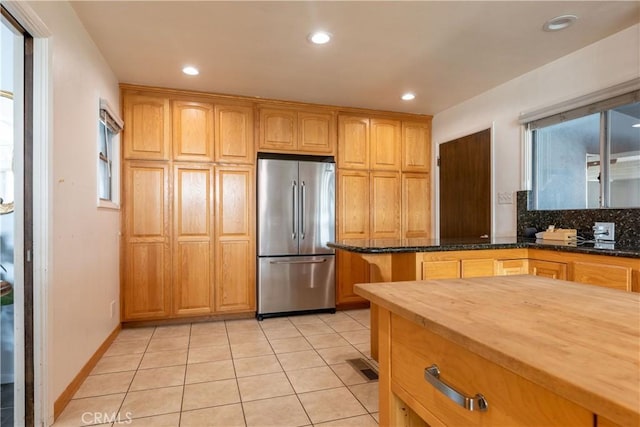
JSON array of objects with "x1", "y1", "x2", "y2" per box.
[
  {"x1": 300, "y1": 181, "x2": 306, "y2": 240},
  {"x1": 269, "y1": 259, "x2": 328, "y2": 265},
  {"x1": 292, "y1": 180, "x2": 298, "y2": 240}
]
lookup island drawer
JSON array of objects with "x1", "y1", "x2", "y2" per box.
[{"x1": 390, "y1": 313, "x2": 593, "y2": 426}]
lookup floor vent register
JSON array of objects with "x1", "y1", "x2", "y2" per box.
[{"x1": 346, "y1": 358, "x2": 379, "y2": 381}]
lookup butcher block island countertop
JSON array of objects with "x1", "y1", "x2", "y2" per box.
[{"x1": 355, "y1": 275, "x2": 640, "y2": 427}]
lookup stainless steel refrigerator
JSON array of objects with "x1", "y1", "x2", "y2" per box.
[{"x1": 257, "y1": 155, "x2": 336, "y2": 319}]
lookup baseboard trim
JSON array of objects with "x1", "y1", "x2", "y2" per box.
[{"x1": 53, "y1": 324, "x2": 121, "y2": 420}]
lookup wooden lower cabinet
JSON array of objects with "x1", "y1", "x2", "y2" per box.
[
  {"x1": 572, "y1": 262, "x2": 632, "y2": 291},
  {"x1": 384, "y1": 310, "x2": 594, "y2": 426},
  {"x1": 462, "y1": 259, "x2": 495, "y2": 277},
  {"x1": 423, "y1": 260, "x2": 460, "y2": 279},
  {"x1": 214, "y1": 166, "x2": 255, "y2": 312},
  {"x1": 172, "y1": 164, "x2": 214, "y2": 316},
  {"x1": 529, "y1": 259, "x2": 567, "y2": 280},
  {"x1": 122, "y1": 163, "x2": 256, "y2": 322},
  {"x1": 496, "y1": 259, "x2": 529, "y2": 276},
  {"x1": 122, "y1": 162, "x2": 171, "y2": 320},
  {"x1": 336, "y1": 250, "x2": 370, "y2": 308}
]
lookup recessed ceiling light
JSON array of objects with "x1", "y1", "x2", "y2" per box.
[
  {"x1": 308, "y1": 31, "x2": 332, "y2": 45},
  {"x1": 182, "y1": 66, "x2": 199, "y2": 76},
  {"x1": 543, "y1": 15, "x2": 578, "y2": 32},
  {"x1": 401, "y1": 93, "x2": 416, "y2": 101},
  {"x1": 632, "y1": 123, "x2": 640, "y2": 128}
]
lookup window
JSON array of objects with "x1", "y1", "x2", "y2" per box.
[
  {"x1": 98, "y1": 99, "x2": 123, "y2": 208},
  {"x1": 523, "y1": 86, "x2": 640, "y2": 210}
]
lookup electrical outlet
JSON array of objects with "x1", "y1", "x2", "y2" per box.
[
  {"x1": 593, "y1": 222, "x2": 615, "y2": 242},
  {"x1": 497, "y1": 192, "x2": 513, "y2": 205},
  {"x1": 110, "y1": 300, "x2": 116, "y2": 318}
]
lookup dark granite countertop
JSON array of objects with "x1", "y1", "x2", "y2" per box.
[{"x1": 328, "y1": 237, "x2": 640, "y2": 259}]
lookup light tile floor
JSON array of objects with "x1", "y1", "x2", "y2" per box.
[{"x1": 54, "y1": 310, "x2": 378, "y2": 427}]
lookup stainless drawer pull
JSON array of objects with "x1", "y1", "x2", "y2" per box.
[
  {"x1": 424, "y1": 364, "x2": 488, "y2": 412},
  {"x1": 270, "y1": 259, "x2": 328, "y2": 265}
]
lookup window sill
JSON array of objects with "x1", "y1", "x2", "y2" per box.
[{"x1": 97, "y1": 199, "x2": 120, "y2": 210}]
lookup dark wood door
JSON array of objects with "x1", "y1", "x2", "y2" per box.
[{"x1": 439, "y1": 129, "x2": 491, "y2": 239}]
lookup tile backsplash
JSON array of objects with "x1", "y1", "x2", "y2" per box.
[{"x1": 516, "y1": 191, "x2": 640, "y2": 246}]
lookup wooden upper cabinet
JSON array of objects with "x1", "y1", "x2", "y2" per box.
[
  {"x1": 215, "y1": 104, "x2": 254, "y2": 164},
  {"x1": 370, "y1": 171, "x2": 401, "y2": 238},
  {"x1": 172, "y1": 164, "x2": 214, "y2": 316},
  {"x1": 259, "y1": 106, "x2": 336, "y2": 155},
  {"x1": 370, "y1": 119, "x2": 401, "y2": 170},
  {"x1": 123, "y1": 94, "x2": 171, "y2": 160},
  {"x1": 402, "y1": 173, "x2": 430, "y2": 238},
  {"x1": 338, "y1": 115, "x2": 369, "y2": 170},
  {"x1": 172, "y1": 101, "x2": 214, "y2": 162},
  {"x1": 298, "y1": 111, "x2": 336, "y2": 154},
  {"x1": 259, "y1": 108, "x2": 297, "y2": 152},
  {"x1": 122, "y1": 161, "x2": 171, "y2": 320},
  {"x1": 338, "y1": 170, "x2": 370, "y2": 239},
  {"x1": 215, "y1": 166, "x2": 255, "y2": 312},
  {"x1": 402, "y1": 120, "x2": 431, "y2": 172}
]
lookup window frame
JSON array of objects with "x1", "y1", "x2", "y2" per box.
[
  {"x1": 521, "y1": 79, "x2": 640, "y2": 210},
  {"x1": 97, "y1": 98, "x2": 123, "y2": 209}
]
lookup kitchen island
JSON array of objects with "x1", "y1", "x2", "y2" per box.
[
  {"x1": 329, "y1": 237, "x2": 640, "y2": 360},
  {"x1": 355, "y1": 275, "x2": 640, "y2": 426}
]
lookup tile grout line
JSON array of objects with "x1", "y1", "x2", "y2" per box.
[
  {"x1": 175, "y1": 322, "x2": 193, "y2": 427},
  {"x1": 110, "y1": 325, "x2": 155, "y2": 425},
  {"x1": 225, "y1": 318, "x2": 249, "y2": 427}
]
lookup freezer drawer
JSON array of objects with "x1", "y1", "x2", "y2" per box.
[{"x1": 258, "y1": 255, "x2": 335, "y2": 317}]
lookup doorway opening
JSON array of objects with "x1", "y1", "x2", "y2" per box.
[{"x1": 1, "y1": 6, "x2": 34, "y2": 426}]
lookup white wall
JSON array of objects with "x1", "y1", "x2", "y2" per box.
[
  {"x1": 25, "y1": 1, "x2": 121, "y2": 422},
  {"x1": 432, "y1": 24, "x2": 640, "y2": 237}
]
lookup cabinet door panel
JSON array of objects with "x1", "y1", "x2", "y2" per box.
[
  {"x1": 172, "y1": 101, "x2": 214, "y2": 161},
  {"x1": 422, "y1": 260, "x2": 460, "y2": 279},
  {"x1": 402, "y1": 121, "x2": 431, "y2": 172},
  {"x1": 128, "y1": 166, "x2": 167, "y2": 237},
  {"x1": 125, "y1": 242, "x2": 170, "y2": 319},
  {"x1": 215, "y1": 104, "x2": 254, "y2": 163},
  {"x1": 572, "y1": 262, "x2": 632, "y2": 291},
  {"x1": 174, "y1": 242, "x2": 213, "y2": 315},
  {"x1": 370, "y1": 119, "x2": 401, "y2": 170},
  {"x1": 298, "y1": 111, "x2": 335, "y2": 154},
  {"x1": 123, "y1": 94, "x2": 170, "y2": 160},
  {"x1": 462, "y1": 259, "x2": 495, "y2": 277},
  {"x1": 529, "y1": 259, "x2": 567, "y2": 280},
  {"x1": 338, "y1": 170, "x2": 370, "y2": 239},
  {"x1": 215, "y1": 166, "x2": 255, "y2": 313},
  {"x1": 259, "y1": 108, "x2": 297, "y2": 152},
  {"x1": 175, "y1": 166, "x2": 212, "y2": 237},
  {"x1": 402, "y1": 173, "x2": 430, "y2": 238},
  {"x1": 338, "y1": 116, "x2": 369, "y2": 169},
  {"x1": 216, "y1": 241, "x2": 253, "y2": 312},
  {"x1": 173, "y1": 165, "x2": 214, "y2": 315},
  {"x1": 496, "y1": 259, "x2": 529, "y2": 275},
  {"x1": 123, "y1": 162, "x2": 170, "y2": 320},
  {"x1": 216, "y1": 167, "x2": 252, "y2": 237},
  {"x1": 370, "y1": 172, "x2": 401, "y2": 238}
]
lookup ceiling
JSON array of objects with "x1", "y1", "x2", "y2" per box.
[{"x1": 71, "y1": 1, "x2": 640, "y2": 115}]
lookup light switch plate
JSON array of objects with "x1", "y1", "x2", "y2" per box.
[{"x1": 498, "y1": 192, "x2": 513, "y2": 204}]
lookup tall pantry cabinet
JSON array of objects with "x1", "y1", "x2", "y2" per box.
[
  {"x1": 121, "y1": 88, "x2": 255, "y2": 321},
  {"x1": 336, "y1": 117, "x2": 431, "y2": 307}
]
